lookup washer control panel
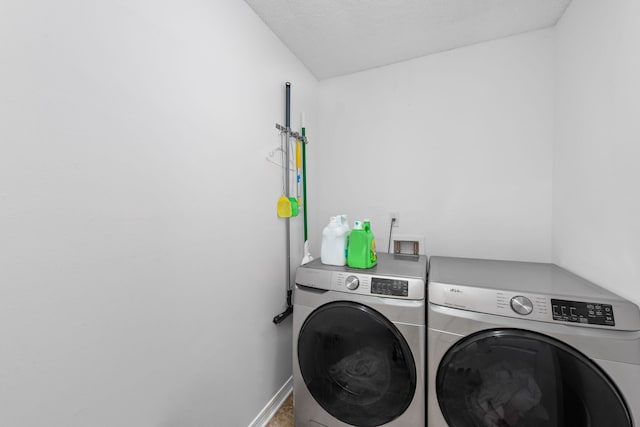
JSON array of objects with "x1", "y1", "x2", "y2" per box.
[
  {"x1": 371, "y1": 277, "x2": 409, "y2": 297},
  {"x1": 551, "y1": 299, "x2": 615, "y2": 326},
  {"x1": 332, "y1": 272, "x2": 424, "y2": 300}
]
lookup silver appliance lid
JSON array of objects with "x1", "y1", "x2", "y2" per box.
[
  {"x1": 429, "y1": 256, "x2": 624, "y2": 302},
  {"x1": 301, "y1": 253, "x2": 427, "y2": 281}
]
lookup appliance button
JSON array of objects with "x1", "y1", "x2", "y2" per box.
[
  {"x1": 345, "y1": 275, "x2": 360, "y2": 290},
  {"x1": 510, "y1": 296, "x2": 534, "y2": 315}
]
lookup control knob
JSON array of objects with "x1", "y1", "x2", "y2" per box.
[
  {"x1": 510, "y1": 296, "x2": 533, "y2": 315},
  {"x1": 345, "y1": 275, "x2": 360, "y2": 290}
]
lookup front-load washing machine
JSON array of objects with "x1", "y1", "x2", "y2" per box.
[
  {"x1": 428, "y1": 256, "x2": 640, "y2": 427},
  {"x1": 293, "y1": 253, "x2": 428, "y2": 427}
]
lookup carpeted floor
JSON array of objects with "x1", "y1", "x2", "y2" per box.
[{"x1": 266, "y1": 393, "x2": 293, "y2": 427}]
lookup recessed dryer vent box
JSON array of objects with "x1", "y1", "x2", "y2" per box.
[{"x1": 392, "y1": 234, "x2": 426, "y2": 256}]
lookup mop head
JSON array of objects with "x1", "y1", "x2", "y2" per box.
[{"x1": 301, "y1": 241, "x2": 314, "y2": 264}]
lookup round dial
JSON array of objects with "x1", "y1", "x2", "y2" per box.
[
  {"x1": 510, "y1": 296, "x2": 533, "y2": 315},
  {"x1": 345, "y1": 275, "x2": 360, "y2": 290}
]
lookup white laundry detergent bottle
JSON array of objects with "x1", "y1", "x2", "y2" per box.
[
  {"x1": 338, "y1": 214, "x2": 350, "y2": 261},
  {"x1": 321, "y1": 216, "x2": 349, "y2": 266}
]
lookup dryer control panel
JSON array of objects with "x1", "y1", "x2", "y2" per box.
[
  {"x1": 428, "y1": 256, "x2": 640, "y2": 331},
  {"x1": 551, "y1": 299, "x2": 615, "y2": 326},
  {"x1": 428, "y1": 282, "x2": 634, "y2": 330}
]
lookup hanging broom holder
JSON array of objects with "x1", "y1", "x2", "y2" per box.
[{"x1": 273, "y1": 82, "x2": 310, "y2": 324}]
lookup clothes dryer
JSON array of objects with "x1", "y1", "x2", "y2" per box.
[
  {"x1": 428, "y1": 256, "x2": 640, "y2": 427},
  {"x1": 294, "y1": 254, "x2": 427, "y2": 427}
]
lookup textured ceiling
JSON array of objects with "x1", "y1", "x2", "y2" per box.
[{"x1": 245, "y1": 0, "x2": 572, "y2": 80}]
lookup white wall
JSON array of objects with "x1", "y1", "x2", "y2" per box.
[
  {"x1": 312, "y1": 30, "x2": 555, "y2": 263},
  {"x1": 554, "y1": 0, "x2": 640, "y2": 305},
  {"x1": 0, "y1": 0, "x2": 316, "y2": 425}
]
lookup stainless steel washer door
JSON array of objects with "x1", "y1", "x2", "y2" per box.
[
  {"x1": 436, "y1": 329, "x2": 633, "y2": 427},
  {"x1": 297, "y1": 301, "x2": 416, "y2": 427}
]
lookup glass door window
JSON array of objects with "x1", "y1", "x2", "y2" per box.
[
  {"x1": 436, "y1": 329, "x2": 632, "y2": 427},
  {"x1": 297, "y1": 301, "x2": 416, "y2": 427}
]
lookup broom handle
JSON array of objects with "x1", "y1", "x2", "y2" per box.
[{"x1": 284, "y1": 82, "x2": 291, "y2": 294}]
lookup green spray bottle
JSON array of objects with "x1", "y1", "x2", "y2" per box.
[{"x1": 347, "y1": 219, "x2": 377, "y2": 269}]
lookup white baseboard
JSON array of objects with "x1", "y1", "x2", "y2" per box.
[{"x1": 248, "y1": 376, "x2": 293, "y2": 427}]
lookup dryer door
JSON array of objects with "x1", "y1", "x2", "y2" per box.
[
  {"x1": 436, "y1": 329, "x2": 632, "y2": 427},
  {"x1": 297, "y1": 301, "x2": 417, "y2": 427}
]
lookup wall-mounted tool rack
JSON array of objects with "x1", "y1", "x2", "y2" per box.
[
  {"x1": 273, "y1": 82, "x2": 312, "y2": 325},
  {"x1": 275, "y1": 123, "x2": 309, "y2": 144}
]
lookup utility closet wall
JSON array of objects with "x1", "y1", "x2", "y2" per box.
[
  {"x1": 312, "y1": 29, "x2": 555, "y2": 263},
  {"x1": 0, "y1": 0, "x2": 317, "y2": 425},
  {"x1": 554, "y1": 0, "x2": 640, "y2": 306}
]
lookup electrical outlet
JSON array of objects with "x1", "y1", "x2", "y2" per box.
[{"x1": 389, "y1": 212, "x2": 400, "y2": 227}]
